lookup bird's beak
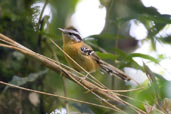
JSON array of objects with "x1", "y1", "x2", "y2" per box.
[{"x1": 58, "y1": 28, "x2": 65, "y2": 32}]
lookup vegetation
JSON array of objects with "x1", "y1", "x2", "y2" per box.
[{"x1": 0, "y1": 0, "x2": 171, "y2": 113}]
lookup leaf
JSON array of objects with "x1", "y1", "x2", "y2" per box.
[
  {"x1": 154, "y1": 73, "x2": 167, "y2": 82},
  {"x1": 113, "y1": 48, "x2": 143, "y2": 69},
  {"x1": 143, "y1": 62, "x2": 156, "y2": 82},
  {"x1": 87, "y1": 34, "x2": 125, "y2": 40},
  {"x1": 112, "y1": 49, "x2": 158, "y2": 69},
  {"x1": 128, "y1": 53, "x2": 160, "y2": 64},
  {"x1": 3, "y1": 69, "x2": 48, "y2": 92},
  {"x1": 96, "y1": 52, "x2": 118, "y2": 61},
  {"x1": 113, "y1": 48, "x2": 127, "y2": 57},
  {"x1": 12, "y1": 51, "x2": 25, "y2": 61},
  {"x1": 123, "y1": 58, "x2": 143, "y2": 70},
  {"x1": 158, "y1": 36, "x2": 171, "y2": 44},
  {"x1": 143, "y1": 62, "x2": 161, "y2": 105}
]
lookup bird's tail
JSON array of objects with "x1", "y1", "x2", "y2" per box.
[{"x1": 98, "y1": 60, "x2": 138, "y2": 84}]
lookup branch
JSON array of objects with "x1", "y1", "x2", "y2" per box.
[
  {"x1": 0, "y1": 81, "x2": 113, "y2": 110},
  {"x1": 0, "y1": 33, "x2": 146, "y2": 114}
]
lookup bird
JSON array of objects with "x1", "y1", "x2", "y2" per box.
[{"x1": 59, "y1": 26, "x2": 133, "y2": 82}]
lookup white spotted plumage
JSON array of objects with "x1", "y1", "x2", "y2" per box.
[{"x1": 81, "y1": 47, "x2": 94, "y2": 56}]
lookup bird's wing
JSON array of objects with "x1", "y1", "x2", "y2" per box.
[
  {"x1": 80, "y1": 43, "x2": 100, "y2": 61},
  {"x1": 80, "y1": 46, "x2": 94, "y2": 56},
  {"x1": 80, "y1": 43, "x2": 139, "y2": 84}
]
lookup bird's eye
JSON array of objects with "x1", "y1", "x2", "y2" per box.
[{"x1": 68, "y1": 32, "x2": 72, "y2": 35}]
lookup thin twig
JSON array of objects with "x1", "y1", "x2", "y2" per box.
[
  {"x1": 48, "y1": 40, "x2": 124, "y2": 112},
  {"x1": 102, "y1": 86, "x2": 146, "y2": 92},
  {"x1": 0, "y1": 81, "x2": 113, "y2": 110},
  {"x1": 50, "y1": 39, "x2": 106, "y2": 89},
  {"x1": 0, "y1": 34, "x2": 146, "y2": 113},
  {"x1": 0, "y1": 36, "x2": 124, "y2": 113},
  {"x1": 49, "y1": 40, "x2": 145, "y2": 114}
]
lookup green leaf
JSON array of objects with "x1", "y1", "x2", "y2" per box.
[
  {"x1": 143, "y1": 62, "x2": 161, "y2": 103},
  {"x1": 158, "y1": 36, "x2": 171, "y2": 44},
  {"x1": 113, "y1": 48, "x2": 127, "y2": 57},
  {"x1": 128, "y1": 53, "x2": 160, "y2": 64},
  {"x1": 154, "y1": 73, "x2": 167, "y2": 82},
  {"x1": 87, "y1": 34, "x2": 125, "y2": 40},
  {"x1": 96, "y1": 52, "x2": 118, "y2": 61}
]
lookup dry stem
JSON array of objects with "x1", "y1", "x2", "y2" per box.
[{"x1": 0, "y1": 33, "x2": 146, "y2": 114}]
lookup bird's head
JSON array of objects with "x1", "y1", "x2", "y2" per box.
[{"x1": 59, "y1": 26, "x2": 82, "y2": 43}]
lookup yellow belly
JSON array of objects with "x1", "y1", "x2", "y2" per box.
[{"x1": 63, "y1": 42, "x2": 98, "y2": 72}]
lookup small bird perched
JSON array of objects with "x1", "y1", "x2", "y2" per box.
[{"x1": 59, "y1": 26, "x2": 132, "y2": 81}]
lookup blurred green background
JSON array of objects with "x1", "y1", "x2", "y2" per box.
[{"x1": 0, "y1": 0, "x2": 171, "y2": 113}]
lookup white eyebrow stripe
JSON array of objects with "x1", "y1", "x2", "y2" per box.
[
  {"x1": 63, "y1": 29, "x2": 80, "y2": 35},
  {"x1": 71, "y1": 35, "x2": 82, "y2": 42}
]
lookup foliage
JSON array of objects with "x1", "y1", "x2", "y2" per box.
[{"x1": 0, "y1": 0, "x2": 171, "y2": 114}]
